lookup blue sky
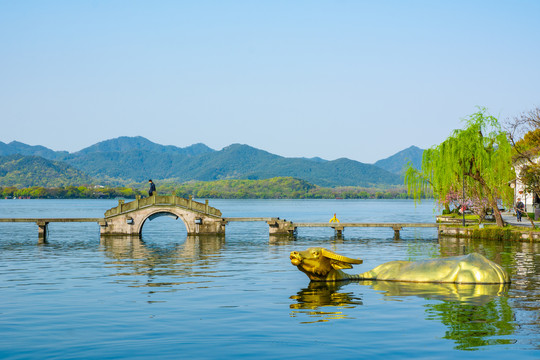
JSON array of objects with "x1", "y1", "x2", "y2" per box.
[{"x1": 1, "y1": 0, "x2": 539, "y2": 163}]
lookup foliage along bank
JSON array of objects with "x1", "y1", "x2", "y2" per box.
[
  {"x1": 405, "y1": 108, "x2": 513, "y2": 227},
  {"x1": 1, "y1": 185, "x2": 143, "y2": 199},
  {"x1": 168, "y1": 177, "x2": 413, "y2": 199},
  {"x1": 1, "y1": 177, "x2": 415, "y2": 200}
]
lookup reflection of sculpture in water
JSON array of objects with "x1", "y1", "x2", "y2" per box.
[
  {"x1": 290, "y1": 247, "x2": 510, "y2": 283},
  {"x1": 289, "y1": 278, "x2": 514, "y2": 348},
  {"x1": 427, "y1": 295, "x2": 516, "y2": 350},
  {"x1": 289, "y1": 280, "x2": 508, "y2": 313},
  {"x1": 289, "y1": 281, "x2": 362, "y2": 322},
  {"x1": 291, "y1": 281, "x2": 361, "y2": 308},
  {"x1": 367, "y1": 280, "x2": 509, "y2": 305}
]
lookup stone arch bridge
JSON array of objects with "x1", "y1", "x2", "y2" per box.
[{"x1": 101, "y1": 195, "x2": 225, "y2": 236}]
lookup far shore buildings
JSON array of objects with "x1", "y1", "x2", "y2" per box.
[{"x1": 511, "y1": 160, "x2": 540, "y2": 215}]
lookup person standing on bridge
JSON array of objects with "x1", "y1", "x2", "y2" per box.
[
  {"x1": 329, "y1": 213, "x2": 340, "y2": 223},
  {"x1": 148, "y1": 179, "x2": 157, "y2": 197}
]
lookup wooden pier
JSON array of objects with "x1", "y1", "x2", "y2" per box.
[
  {"x1": 0, "y1": 218, "x2": 105, "y2": 243},
  {"x1": 223, "y1": 218, "x2": 439, "y2": 238},
  {"x1": 294, "y1": 222, "x2": 439, "y2": 238},
  {"x1": 0, "y1": 217, "x2": 439, "y2": 242},
  {"x1": 0, "y1": 216, "x2": 440, "y2": 242}
]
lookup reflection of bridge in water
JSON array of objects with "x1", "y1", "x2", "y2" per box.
[
  {"x1": 0, "y1": 194, "x2": 440, "y2": 243},
  {"x1": 100, "y1": 234, "x2": 227, "y2": 289}
]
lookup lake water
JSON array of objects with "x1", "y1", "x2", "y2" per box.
[{"x1": 0, "y1": 199, "x2": 539, "y2": 359}]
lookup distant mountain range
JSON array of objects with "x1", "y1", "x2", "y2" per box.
[
  {"x1": 0, "y1": 137, "x2": 424, "y2": 188},
  {"x1": 374, "y1": 145, "x2": 424, "y2": 175}
]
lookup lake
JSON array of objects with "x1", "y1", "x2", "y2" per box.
[{"x1": 0, "y1": 199, "x2": 539, "y2": 359}]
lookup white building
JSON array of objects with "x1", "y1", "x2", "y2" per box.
[{"x1": 512, "y1": 160, "x2": 539, "y2": 212}]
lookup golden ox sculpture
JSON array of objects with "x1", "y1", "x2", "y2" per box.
[{"x1": 290, "y1": 247, "x2": 510, "y2": 284}]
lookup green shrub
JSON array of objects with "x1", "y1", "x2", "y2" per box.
[{"x1": 470, "y1": 227, "x2": 522, "y2": 241}]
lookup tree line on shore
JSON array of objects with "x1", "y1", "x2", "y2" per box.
[
  {"x1": 1, "y1": 185, "x2": 142, "y2": 199},
  {"x1": 1, "y1": 177, "x2": 419, "y2": 200},
  {"x1": 172, "y1": 177, "x2": 415, "y2": 199}
]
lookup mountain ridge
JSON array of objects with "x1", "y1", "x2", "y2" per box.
[
  {"x1": 0, "y1": 137, "x2": 422, "y2": 187},
  {"x1": 0, "y1": 140, "x2": 69, "y2": 160},
  {"x1": 76, "y1": 136, "x2": 215, "y2": 157},
  {"x1": 374, "y1": 145, "x2": 424, "y2": 174}
]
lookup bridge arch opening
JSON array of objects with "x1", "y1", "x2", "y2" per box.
[{"x1": 139, "y1": 210, "x2": 189, "y2": 241}]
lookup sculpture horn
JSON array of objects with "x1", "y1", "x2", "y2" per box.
[{"x1": 321, "y1": 249, "x2": 363, "y2": 264}]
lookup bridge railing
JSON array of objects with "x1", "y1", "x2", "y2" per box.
[{"x1": 104, "y1": 195, "x2": 222, "y2": 218}]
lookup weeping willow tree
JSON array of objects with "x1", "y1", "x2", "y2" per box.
[{"x1": 405, "y1": 108, "x2": 514, "y2": 227}]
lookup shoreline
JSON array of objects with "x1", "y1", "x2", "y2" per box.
[
  {"x1": 439, "y1": 225, "x2": 540, "y2": 242},
  {"x1": 437, "y1": 213, "x2": 540, "y2": 242}
]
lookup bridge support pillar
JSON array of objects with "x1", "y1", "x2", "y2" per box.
[
  {"x1": 37, "y1": 221, "x2": 48, "y2": 244},
  {"x1": 188, "y1": 217, "x2": 226, "y2": 236},
  {"x1": 331, "y1": 226, "x2": 344, "y2": 237},
  {"x1": 393, "y1": 225, "x2": 402, "y2": 240},
  {"x1": 267, "y1": 219, "x2": 296, "y2": 236}
]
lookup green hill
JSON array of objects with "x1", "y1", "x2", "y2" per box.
[
  {"x1": 0, "y1": 140, "x2": 68, "y2": 160},
  {"x1": 65, "y1": 143, "x2": 402, "y2": 187},
  {"x1": 76, "y1": 136, "x2": 214, "y2": 156},
  {"x1": 374, "y1": 145, "x2": 424, "y2": 174},
  {"x1": 0, "y1": 154, "x2": 93, "y2": 187},
  {"x1": 193, "y1": 144, "x2": 402, "y2": 187}
]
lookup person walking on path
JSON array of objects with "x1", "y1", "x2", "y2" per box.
[
  {"x1": 329, "y1": 213, "x2": 340, "y2": 223},
  {"x1": 148, "y1": 179, "x2": 157, "y2": 197},
  {"x1": 515, "y1": 198, "x2": 525, "y2": 222}
]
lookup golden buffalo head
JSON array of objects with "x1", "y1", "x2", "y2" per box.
[{"x1": 290, "y1": 247, "x2": 363, "y2": 281}]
